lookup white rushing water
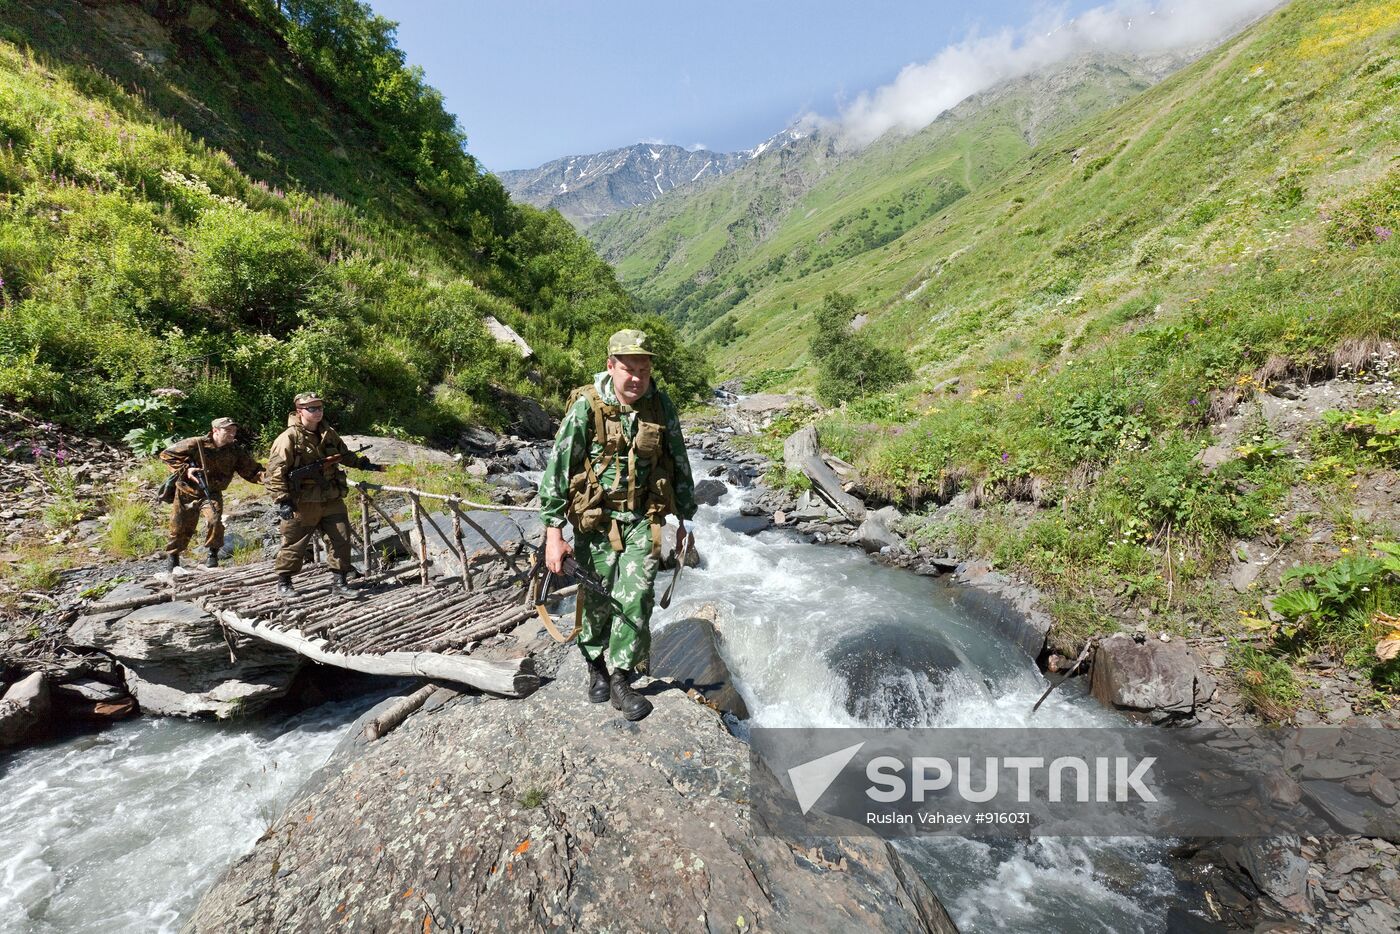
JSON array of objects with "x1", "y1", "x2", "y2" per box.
[
  {"x1": 0, "y1": 695, "x2": 379, "y2": 934},
  {"x1": 654, "y1": 463, "x2": 1181, "y2": 933}
]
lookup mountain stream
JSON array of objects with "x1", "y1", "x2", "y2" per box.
[{"x1": 0, "y1": 452, "x2": 1189, "y2": 933}]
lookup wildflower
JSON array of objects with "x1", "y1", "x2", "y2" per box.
[
  {"x1": 1001, "y1": 452, "x2": 1010, "y2": 463},
  {"x1": 1189, "y1": 398, "x2": 1199, "y2": 406},
  {"x1": 1376, "y1": 226, "x2": 1393, "y2": 242}
]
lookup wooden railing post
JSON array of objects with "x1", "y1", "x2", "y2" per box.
[
  {"x1": 450, "y1": 508, "x2": 472, "y2": 592},
  {"x1": 360, "y1": 488, "x2": 373, "y2": 576},
  {"x1": 411, "y1": 494, "x2": 430, "y2": 586}
]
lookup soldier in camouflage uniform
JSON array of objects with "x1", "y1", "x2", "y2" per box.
[
  {"x1": 159, "y1": 417, "x2": 264, "y2": 570},
  {"x1": 539, "y1": 329, "x2": 698, "y2": 721},
  {"x1": 265, "y1": 392, "x2": 380, "y2": 598}
]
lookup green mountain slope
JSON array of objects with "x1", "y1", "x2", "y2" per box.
[
  {"x1": 672, "y1": 0, "x2": 1397, "y2": 389},
  {"x1": 0, "y1": 0, "x2": 705, "y2": 445},
  {"x1": 588, "y1": 54, "x2": 1178, "y2": 339},
  {"x1": 727, "y1": 0, "x2": 1399, "y2": 683}
]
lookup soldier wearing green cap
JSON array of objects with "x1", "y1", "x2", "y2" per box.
[
  {"x1": 159, "y1": 417, "x2": 263, "y2": 570},
  {"x1": 265, "y1": 392, "x2": 380, "y2": 597},
  {"x1": 538, "y1": 328, "x2": 698, "y2": 721}
]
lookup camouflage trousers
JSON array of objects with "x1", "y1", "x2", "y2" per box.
[
  {"x1": 166, "y1": 491, "x2": 224, "y2": 557},
  {"x1": 574, "y1": 518, "x2": 660, "y2": 672},
  {"x1": 274, "y1": 498, "x2": 354, "y2": 575}
]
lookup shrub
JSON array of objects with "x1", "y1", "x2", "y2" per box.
[{"x1": 190, "y1": 206, "x2": 316, "y2": 334}]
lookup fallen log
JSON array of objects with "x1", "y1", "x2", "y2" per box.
[
  {"x1": 782, "y1": 425, "x2": 866, "y2": 522},
  {"x1": 362, "y1": 683, "x2": 439, "y2": 741},
  {"x1": 212, "y1": 610, "x2": 540, "y2": 698}
]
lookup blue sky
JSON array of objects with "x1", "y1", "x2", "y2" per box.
[{"x1": 369, "y1": 1, "x2": 1103, "y2": 172}]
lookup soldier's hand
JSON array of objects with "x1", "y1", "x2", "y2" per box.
[
  {"x1": 187, "y1": 467, "x2": 203, "y2": 480},
  {"x1": 278, "y1": 502, "x2": 295, "y2": 521},
  {"x1": 544, "y1": 526, "x2": 572, "y2": 574}
]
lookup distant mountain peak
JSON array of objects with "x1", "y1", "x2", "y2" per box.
[{"x1": 498, "y1": 142, "x2": 750, "y2": 227}]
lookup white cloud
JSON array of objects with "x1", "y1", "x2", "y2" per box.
[
  {"x1": 637, "y1": 136, "x2": 667, "y2": 146},
  {"x1": 836, "y1": 0, "x2": 1283, "y2": 146},
  {"x1": 686, "y1": 142, "x2": 709, "y2": 152}
]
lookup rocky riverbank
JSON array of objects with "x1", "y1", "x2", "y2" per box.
[
  {"x1": 186, "y1": 637, "x2": 957, "y2": 933},
  {"x1": 684, "y1": 394, "x2": 1400, "y2": 930}
]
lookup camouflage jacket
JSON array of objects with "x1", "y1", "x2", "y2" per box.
[
  {"x1": 539, "y1": 371, "x2": 697, "y2": 529},
  {"x1": 264, "y1": 416, "x2": 372, "y2": 505},
  {"x1": 159, "y1": 435, "x2": 263, "y2": 498}
]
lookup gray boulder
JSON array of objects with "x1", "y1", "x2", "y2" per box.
[
  {"x1": 657, "y1": 531, "x2": 702, "y2": 571},
  {"x1": 67, "y1": 601, "x2": 301, "y2": 718},
  {"x1": 856, "y1": 513, "x2": 903, "y2": 553},
  {"x1": 187, "y1": 649, "x2": 954, "y2": 932},
  {"x1": 410, "y1": 509, "x2": 547, "y2": 579},
  {"x1": 0, "y1": 672, "x2": 51, "y2": 747},
  {"x1": 828, "y1": 623, "x2": 967, "y2": 727},
  {"x1": 1217, "y1": 838, "x2": 1311, "y2": 915},
  {"x1": 692, "y1": 478, "x2": 726, "y2": 506},
  {"x1": 338, "y1": 434, "x2": 458, "y2": 468},
  {"x1": 650, "y1": 617, "x2": 748, "y2": 719},
  {"x1": 1090, "y1": 634, "x2": 1214, "y2": 719}
]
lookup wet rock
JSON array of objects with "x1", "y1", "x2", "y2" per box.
[
  {"x1": 1089, "y1": 633, "x2": 1212, "y2": 719},
  {"x1": 650, "y1": 617, "x2": 749, "y2": 719},
  {"x1": 338, "y1": 435, "x2": 458, "y2": 468},
  {"x1": 511, "y1": 444, "x2": 548, "y2": 472},
  {"x1": 67, "y1": 601, "x2": 301, "y2": 718},
  {"x1": 827, "y1": 623, "x2": 965, "y2": 727},
  {"x1": 658, "y1": 532, "x2": 702, "y2": 571},
  {"x1": 693, "y1": 478, "x2": 727, "y2": 506},
  {"x1": 946, "y1": 562, "x2": 1052, "y2": 663},
  {"x1": 187, "y1": 649, "x2": 953, "y2": 933},
  {"x1": 0, "y1": 671, "x2": 51, "y2": 747},
  {"x1": 724, "y1": 465, "x2": 755, "y2": 487},
  {"x1": 721, "y1": 514, "x2": 772, "y2": 536}
]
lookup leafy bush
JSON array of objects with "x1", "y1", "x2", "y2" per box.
[
  {"x1": 190, "y1": 206, "x2": 315, "y2": 334},
  {"x1": 809, "y1": 291, "x2": 912, "y2": 405}
]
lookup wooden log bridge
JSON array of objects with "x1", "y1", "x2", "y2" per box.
[{"x1": 166, "y1": 484, "x2": 549, "y2": 698}]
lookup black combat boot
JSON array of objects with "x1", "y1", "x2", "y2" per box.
[
  {"x1": 609, "y1": 669, "x2": 653, "y2": 722},
  {"x1": 206, "y1": 551, "x2": 219, "y2": 569},
  {"x1": 165, "y1": 554, "x2": 179, "y2": 572},
  {"x1": 276, "y1": 573, "x2": 296, "y2": 596},
  {"x1": 331, "y1": 572, "x2": 358, "y2": 598},
  {"x1": 585, "y1": 654, "x2": 610, "y2": 704}
]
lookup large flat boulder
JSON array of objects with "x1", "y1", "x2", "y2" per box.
[
  {"x1": 1089, "y1": 633, "x2": 1214, "y2": 719},
  {"x1": 410, "y1": 508, "x2": 548, "y2": 579},
  {"x1": 338, "y1": 435, "x2": 458, "y2": 468},
  {"x1": 67, "y1": 600, "x2": 301, "y2": 718},
  {"x1": 187, "y1": 650, "x2": 954, "y2": 932}
]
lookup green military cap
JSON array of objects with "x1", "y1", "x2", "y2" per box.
[
  {"x1": 292, "y1": 392, "x2": 324, "y2": 407},
  {"x1": 607, "y1": 329, "x2": 654, "y2": 357},
  {"x1": 210, "y1": 417, "x2": 238, "y2": 430}
]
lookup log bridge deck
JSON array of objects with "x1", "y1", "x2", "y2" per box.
[{"x1": 165, "y1": 484, "x2": 553, "y2": 697}]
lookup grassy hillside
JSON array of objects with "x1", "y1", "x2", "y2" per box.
[
  {"x1": 719, "y1": 0, "x2": 1400, "y2": 703},
  {"x1": 588, "y1": 55, "x2": 1174, "y2": 341},
  {"x1": 0, "y1": 0, "x2": 707, "y2": 448}
]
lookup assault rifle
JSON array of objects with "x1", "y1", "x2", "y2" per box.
[
  {"x1": 518, "y1": 539, "x2": 623, "y2": 642},
  {"x1": 287, "y1": 444, "x2": 370, "y2": 493}
]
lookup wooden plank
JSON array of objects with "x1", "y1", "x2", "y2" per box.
[{"x1": 213, "y1": 609, "x2": 540, "y2": 697}]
